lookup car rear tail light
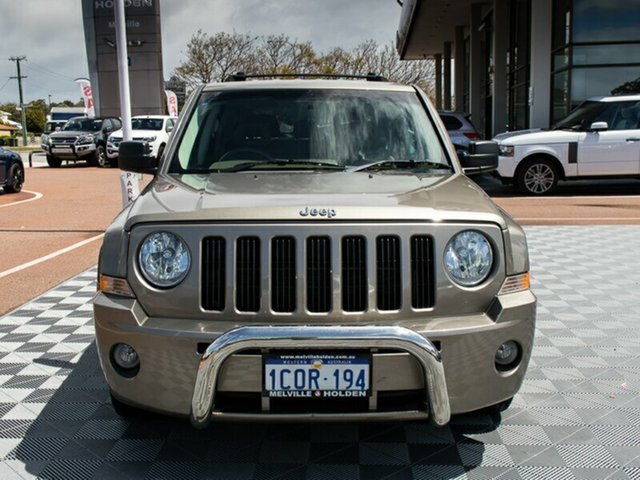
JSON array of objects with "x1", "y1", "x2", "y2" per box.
[{"x1": 463, "y1": 132, "x2": 481, "y2": 140}]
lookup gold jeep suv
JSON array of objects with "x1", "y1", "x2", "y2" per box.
[{"x1": 94, "y1": 74, "x2": 536, "y2": 428}]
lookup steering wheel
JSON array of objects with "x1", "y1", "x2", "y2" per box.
[{"x1": 218, "y1": 148, "x2": 273, "y2": 163}]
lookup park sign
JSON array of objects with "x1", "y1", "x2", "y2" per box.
[{"x1": 82, "y1": 0, "x2": 164, "y2": 117}]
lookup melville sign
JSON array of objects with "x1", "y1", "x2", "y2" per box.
[
  {"x1": 94, "y1": 0, "x2": 153, "y2": 8},
  {"x1": 82, "y1": 0, "x2": 164, "y2": 117}
]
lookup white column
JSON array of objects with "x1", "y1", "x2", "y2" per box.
[
  {"x1": 492, "y1": 0, "x2": 509, "y2": 135},
  {"x1": 114, "y1": 0, "x2": 140, "y2": 207},
  {"x1": 469, "y1": 3, "x2": 484, "y2": 133},
  {"x1": 454, "y1": 26, "x2": 465, "y2": 113},
  {"x1": 443, "y1": 42, "x2": 452, "y2": 111},
  {"x1": 435, "y1": 53, "x2": 443, "y2": 110},
  {"x1": 529, "y1": 0, "x2": 552, "y2": 128}
]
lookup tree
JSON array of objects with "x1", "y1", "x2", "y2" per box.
[
  {"x1": 173, "y1": 32, "x2": 435, "y2": 97},
  {"x1": 24, "y1": 99, "x2": 47, "y2": 134},
  {"x1": 611, "y1": 77, "x2": 640, "y2": 96},
  {"x1": 174, "y1": 30, "x2": 256, "y2": 87}
]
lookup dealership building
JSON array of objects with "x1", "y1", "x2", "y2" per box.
[{"x1": 396, "y1": 0, "x2": 640, "y2": 138}]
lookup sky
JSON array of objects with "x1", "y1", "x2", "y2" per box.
[{"x1": 0, "y1": 0, "x2": 402, "y2": 105}]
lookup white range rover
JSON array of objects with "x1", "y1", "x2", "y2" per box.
[{"x1": 495, "y1": 95, "x2": 640, "y2": 195}]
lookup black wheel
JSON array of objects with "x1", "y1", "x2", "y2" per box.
[
  {"x1": 46, "y1": 155, "x2": 62, "y2": 168},
  {"x1": 95, "y1": 145, "x2": 107, "y2": 167},
  {"x1": 4, "y1": 164, "x2": 24, "y2": 193},
  {"x1": 516, "y1": 158, "x2": 559, "y2": 195},
  {"x1": 109, "y1": 391, "x2": 144, "y2": 418},
  {"x1": 156, "y1": 144, "x2": 165, "y2": 161},
  {"x1": 490, "y1": 397, "x2": 513, "y2": 413}
]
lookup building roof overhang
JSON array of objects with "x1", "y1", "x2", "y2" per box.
[{"x1": 396, "y1": 0, "x2": 477, "y2": 59}]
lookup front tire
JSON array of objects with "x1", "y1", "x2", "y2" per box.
[
  {"x1": 4, "y1": 164, "x2": 24, "y2": 193},
  {"x1": 516, "y1": 158, "x2": 559, "y2": 195},
  {"x1": 109, "y1": 391, "x2": 145, "y2": 418},
  {"x1": 94, "y1": 145, "x2": 107, "y2": 167},
  {"x1": 156, "y1": 144, "x2": 165, "y2": 161},
  {"x1": 46, "y1": 155, "x2": 62, "y2": 168}
]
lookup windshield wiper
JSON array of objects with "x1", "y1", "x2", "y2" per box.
[
  {"x1": 211, "y1": 159, "x2": 345, "y2": 173},
  {"x1": 347, "y1": 160, "x2": 451, "y2": 173}
]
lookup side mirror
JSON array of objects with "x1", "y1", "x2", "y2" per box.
[
  {"x1": 119, "y1": 141, "x2": 157, "y2": 174},
  {"x1": 166, "y1": 125, "x2": 174, "y2": 133},
  {"x1": 589, "y1": 121, "x2": 608, "y2": 131},
  {"x1": 458, "y1": 140, "x2": 499, "y2": 176}
]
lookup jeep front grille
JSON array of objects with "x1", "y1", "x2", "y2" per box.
[
  {"x1": 235, "y1": 237, "x2": 261, "y2": 312},
  {"x1": 201, "y1": 230, "x2": 435, "y2": 314},
  {"x1": 306, "y1": 236, "x2": 332, "y2": 313},
  {"x1": 271, "y1": 237, "x2": 296, "y2": 313},
  {"x1": 201, "y1": 237, "x2": 226, "y2": 311},
  {"x1": 377, "y1": 235, "x2": 402, "y2": 311}
]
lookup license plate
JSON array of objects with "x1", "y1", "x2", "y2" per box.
[{"x1": 264, "y1": 353, "x2": 370, "y2": 398}]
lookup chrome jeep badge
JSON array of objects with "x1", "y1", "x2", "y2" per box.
[{"x1": 299, "y1": 206, "x2": 337, "y2": 218}]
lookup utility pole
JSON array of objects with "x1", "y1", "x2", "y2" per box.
[{"x1": 9, "y1": 56, "x2": 28, "y2": 146}]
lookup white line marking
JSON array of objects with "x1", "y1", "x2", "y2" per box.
[
  {"x1": 497, "y1": 195, "x2": 640, "y2": 200},
  {"x1": 0, "y1": 190, "x2": 43, "y2": 208},
  {"x1": 0, "y1": 233, "x2": 104, "y2": 279},
  {"x1": 517, "y1": 218, "x2": 640, "y2": 222}
]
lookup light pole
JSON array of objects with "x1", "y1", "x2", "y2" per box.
[
  {"x1": 9, "y1": 56, "x2": 28, "y2": 146},
  {"x1": 114, "y1": 0, "x2": 140, "y2": 207}
]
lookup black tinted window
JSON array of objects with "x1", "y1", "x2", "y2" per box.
[{"x1": 440, "y1": 115, "x2": 463, "y2": 130}]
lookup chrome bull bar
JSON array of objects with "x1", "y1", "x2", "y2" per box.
[{"x1": 190, "y1": 325, "x2": 450, "y2": 428}]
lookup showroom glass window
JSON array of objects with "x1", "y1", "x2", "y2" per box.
[{"x1": 551, "y1": 0, "x2": 640, "y2": 125}]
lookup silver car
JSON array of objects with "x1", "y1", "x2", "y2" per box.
[{"x1": 94, "y1": 76, "x2": 535, "y2": 428}]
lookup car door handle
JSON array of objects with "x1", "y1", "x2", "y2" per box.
[{"x1": 626, "y1": 137, "x2": 640, "y2": 142}]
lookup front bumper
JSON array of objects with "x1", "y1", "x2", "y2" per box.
[
  {"x1": 49, "y1": 143, "x2": 96, "y2": 159},
  {"x1": 497, "y1": 154, "x2": 517, "y2": 179},
  {"x1": 94, "y1": 290, "x2": 536, "y2": 424}
]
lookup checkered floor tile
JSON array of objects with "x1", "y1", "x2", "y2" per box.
[{"x1": 0, "y1": 226, "x2": 639, "y2": 479}]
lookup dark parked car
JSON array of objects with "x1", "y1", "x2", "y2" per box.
[
  {"x1": 438, "y1": 110, "x2": 481, "y2": 149},
  {"x1": 42, "y1": 116, "x2": 122, "y2": 168},
  {"x1": 0, "y1": 139, "x2": 24, "y2": 193}
]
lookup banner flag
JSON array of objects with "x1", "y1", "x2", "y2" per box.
[
  {"x1": 165, "y1": 90, "x2": 178, "y2": 117},
  {"x1": 75, "y1": 78, "x2": 95, "y2": 117}
]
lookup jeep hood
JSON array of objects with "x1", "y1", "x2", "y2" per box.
[{"x1": 123, "y1": 172, "x2": 507, "y2": 229}]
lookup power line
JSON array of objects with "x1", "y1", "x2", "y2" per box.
[
  {"x1": 26, "y1": 61, "x2": 76, "y2": 81},
  {"x1": 8, "y1": 56, "x2": 28, "y2": 146},
  {"x1": 0, "y1": 77, "x2": 11, "y2": 92}
]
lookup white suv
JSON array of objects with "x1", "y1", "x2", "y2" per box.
[
  {"x1": 495, "y1": 95, "x2": 640, "y2": 195},
  {"x1": 107, "y1": 115, "x2": 177, "y2": 165}
]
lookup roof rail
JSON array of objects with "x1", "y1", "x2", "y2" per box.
[{"x1": 223, "y1": 72, "x2": 389, "y2": 82}]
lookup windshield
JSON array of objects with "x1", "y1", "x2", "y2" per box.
[
  {"x1": 554, "y1": 101, "x2": 608, "y2": 130},
  {"x1": 169, "y1": 88, "x2": 449, "y2": 173},
  {"x1": 63, "y1": 118, "x2": 102, "y2": 132},
  {"x1": 132, "y1": 118, "x2": 163, "y2": 131}
]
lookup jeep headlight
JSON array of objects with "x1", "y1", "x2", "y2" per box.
[
  {"x1": 141, "y1": 136, "x2": 157, "y2": 142},
  {"x1": 499, "y1": 145, "x2": 514, "y2": 157},
  {"x1": 444, "y1": 230, "x2": 493, "y2": 286},
  {"x1": 138, "y1": 232, "x2": 191, "y2": 288},
  {"x1": 77, "y1": 134, "x2": 95, "y2": 144}
]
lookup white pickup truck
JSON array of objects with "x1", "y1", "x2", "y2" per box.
[{"x1": 107, "y1": 115, "x2": 177, "y2": 166}]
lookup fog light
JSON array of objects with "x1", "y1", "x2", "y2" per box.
[
  {"x1": 112, "y1": 343, "x2": 139, "y2": 369},
  {"x1": 495, "y1": 341, "x2": 519, "y2": 368}
]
